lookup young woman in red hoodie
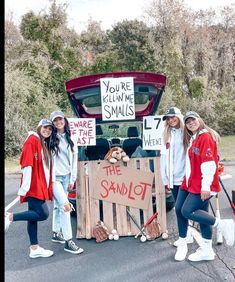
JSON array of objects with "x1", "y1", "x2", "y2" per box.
[
  {"x1": 5, "y1": 119, "x2": 54, "y2": 258},
  {"x1": 174, "y1": 111, "x2": 234, "y2": 262}
]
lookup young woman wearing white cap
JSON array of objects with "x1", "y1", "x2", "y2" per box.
[
  {"x1": 174, "y1": 111, "x2": 234, "y2": 262},
  {"x1": 160, "y1": 107, "x2": 193, "y2": 248},
  {"x1": 50, "y1": 111, "x2": 84, "y2": 255},
  {"x1": 5, "y1": 119, "x2": 54, "y2": 258}
]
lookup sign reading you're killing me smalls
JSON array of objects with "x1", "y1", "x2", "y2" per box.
[
  {"x1": 100, "y1": 77, "x2": 135, "y2": 121},
  {"x1": 93, "y1": 163, "x2": 154, "y2": 210}
]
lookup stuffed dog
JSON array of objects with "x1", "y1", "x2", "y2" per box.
[{"x1": 104, "y1": 146, "x2": 130, "y2": 164}]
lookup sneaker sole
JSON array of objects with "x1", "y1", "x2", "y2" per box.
[
  {"x1": 64, "y1": 248, "x2": 84, "y2": 255},
  {"x1": 51, "y1": 239, "x2": 65, "y2": 244},
  {"x1": 29, "y1": 253, "x2": 54, "y2": 258},
  {"x1": 188, "y1": 255, "x2": 215, "y2": 262}
]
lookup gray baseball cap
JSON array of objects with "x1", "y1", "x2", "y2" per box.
[
  {"x1": 183, "y1": 111, "x2": 200, "y2": 123},
  {"x1": 37, "y1": 119, "x2": 53, "y2": 127},
  {"x1": 50, "y1": 111, "x2": 65, "y2": 122}
]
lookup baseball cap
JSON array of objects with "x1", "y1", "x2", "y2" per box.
[
  {"x1": 163, "y1": 107, "x2": 182, "y2": 121},
  {"x1": 37, "y1": 119, "x2": 53, "y2": 128},
  {"x1": 50, "y1": 111, "x2": 65, "y2": 122},
  {"x1": 183, "y1": 111, "x2": 200, "y2": 123}
]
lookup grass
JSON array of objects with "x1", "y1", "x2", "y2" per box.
[
  {"x1": 218, "y1": 135, "x2": 235, "y2": 161},
  {"x1": 4, "y1": 135, "x2": 235, "y2": 174}
]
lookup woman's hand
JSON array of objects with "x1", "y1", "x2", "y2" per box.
[{"x1": 201, "y1": 191, "x2": 211, "y2": 201}]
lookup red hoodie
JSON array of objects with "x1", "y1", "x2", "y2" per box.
[
  {"x1": 181, "y1": 132, "x2": 220, "y2": 194},
  {"x1": 19, "y1": 134, "x2": 53, "y2": 203}
]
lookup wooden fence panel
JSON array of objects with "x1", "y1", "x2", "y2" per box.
[{"x1": 76, "y1": 157, "x2": 166, "y2": 239}]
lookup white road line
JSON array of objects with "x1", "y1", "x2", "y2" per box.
[{"x1": 5, "y1": 196, "x2": 20, "y2": 212}]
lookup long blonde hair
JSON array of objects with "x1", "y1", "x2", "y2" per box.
[
  {"x1": 183, "y1": 118, "x2": 220, "y2": 151},
  {"x1": 163, "y1": 116, "x2": 184, "y2": 144}
]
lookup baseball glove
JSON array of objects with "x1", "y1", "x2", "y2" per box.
[
  {"x1": 145, "y1": 218, "x2": 162, "y2": 240},
  {"x1": 93, "y1": 221, "x2": 109, "y2": 243}
]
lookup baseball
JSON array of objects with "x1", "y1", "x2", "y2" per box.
[
  {"x1": 113, "y1": 234, "x2": 119, "y2": 240},
  {"x1": 140, "y1": 235, "x2": 147, "y2": 242},
  {"x1": 112, "y1": 229, "x2": 117, "y2": 235},
  {"x1": 108, "y1": 234, "x2": 114, "y2": 240},
  {"x1": 162, "y1": 232, "x2": 168, "y2": 239}
]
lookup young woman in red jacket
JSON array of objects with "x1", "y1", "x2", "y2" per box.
[
  {"x1": 5, "y1": 119, "x2": 54, "y2": 258},
  {"x1": 174, "y1": 111, "x2": 234, "y2": 262}
]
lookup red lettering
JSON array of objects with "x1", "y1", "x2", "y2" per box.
[
  {"x1": 100, "y1": 180, "x2": 109, "y2": 198},
  {"x1": 128, "y1": 182, "x2": 135, "y2": 200}
]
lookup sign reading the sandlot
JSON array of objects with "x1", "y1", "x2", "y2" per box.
[
  {"x1": 100, "y1": 77, "x2": 135, "y2": 121},
  {"x1": 93, "y1": 163, "x2": 154, "y2": 210},
  {"x1": 68, "y1": 118, "x2": 96, "y2": 146}
]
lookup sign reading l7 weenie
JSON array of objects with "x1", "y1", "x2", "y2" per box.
[{"x1": 92, "y1": 163, "x2": 154, "y2": 210}]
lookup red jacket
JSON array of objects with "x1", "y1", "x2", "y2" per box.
[
  {"x1": 181, "y1": 132, "x2": 220, "y2": 194},
  {"x1": 19, "y1": 134, "x2": 53, "y2": 203}
]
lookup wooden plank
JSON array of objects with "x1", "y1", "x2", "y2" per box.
[
  {"x1": 76, "y1": 161, "x2": 87, "y2": 238},
  {"x1": 154, "y1": 158, "x2": 167, "y2": 233},
  {"x1": 89, "y1": 162, "x2": 102, "y2": 237},
  {"x1": 116, "y1": 204, "x2": 129, "y2": 236}
]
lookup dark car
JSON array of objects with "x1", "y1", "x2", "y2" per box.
[{"x1": 65, "y1": 72, "x2": 175, "y2": 214}]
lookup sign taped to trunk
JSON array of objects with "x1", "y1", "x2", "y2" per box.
[{"x1": 92, "y1": 163, "x2": 154, "y2": 210}]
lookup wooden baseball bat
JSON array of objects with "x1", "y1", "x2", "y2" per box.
[
  {"x1": 135, "y1": 211, "x2": 158, "y2": 238},
  {"x1": 215, "y1": 193, "x2": 223, "y2": 244},
  {"x1": 85, "y1": 165, "x2": 92, "y2": 239}
]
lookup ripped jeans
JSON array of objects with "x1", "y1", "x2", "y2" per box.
[{"x1": 52, "y1": 174, "x2": 72, "y2": 241}]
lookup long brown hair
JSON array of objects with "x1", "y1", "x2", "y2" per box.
[
  {"x1": 183, "y1": 118, "x2": 220, "y2": 151},
  {"x1": 37, "y1": 126, "x2": 52, "y2": 168}
]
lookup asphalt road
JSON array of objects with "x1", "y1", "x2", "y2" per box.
[{"x1": 4, "y1": 163, "x2": 235, "y2": 282}]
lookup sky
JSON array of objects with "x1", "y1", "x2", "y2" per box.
[{"x1": 5, "y1": 0, "x2": 235, "y2": 32}]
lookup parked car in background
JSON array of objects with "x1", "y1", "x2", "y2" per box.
[{"x1": 65, "y1": 72, "x2": 175, "y2": 214}]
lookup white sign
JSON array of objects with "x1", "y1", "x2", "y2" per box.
[
  {"x1": 68, "y1": 118, "x2": 96, "y2": 146},
  {"x1": 142, "y1": 115, "x2": 164, "y2": 150},
  {"x1": 100, "y1": 77, "x2": 135, "y2": 121}
]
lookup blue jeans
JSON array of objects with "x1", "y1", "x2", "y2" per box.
[
  {"x1": 13, "y1": 197, "x2": 49, "y2": 245},
  {"x1": 175, "y1": 189, "x2": 216, "y2": 240},
  {"x1": 52, "y1": 174, "x2": 72, "y2": 241}
]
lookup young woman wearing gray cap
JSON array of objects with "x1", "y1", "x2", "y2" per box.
[
  {"x1": 50, "y1": 111, "x2": 84, "y2": 255},
  {"x1": 174, "y1": 111, "x2": 234, "y2": 262},
  {"x1": 5, "y1": 119, "x2": 54, "y2": 258},
  {"x1": 160, "y1": 107, "x2": 193, "y2": 249}
]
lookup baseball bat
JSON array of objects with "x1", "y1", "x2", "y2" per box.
[
  {"x1": 85, "y1": 165, "x2": 91, "y2": 239},
  {"x1": 135, "y1": 211, "x2": 158, "y2": 238},
  {"x1": 215, "y1": 194, "x2": 223, "y2": 244},
  {"x1": 126, "y1": 209, "x2": 146, "y2": 237}
]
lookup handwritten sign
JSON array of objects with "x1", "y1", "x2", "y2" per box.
[
  {"x1": 100, "y1": 77, "x2": 135, "y2": 121},
  {"x1": 93, "y1": 163, "x2": 154, "y2": 210},
  {"x1": 68, "y1": 118, "x2": 96, "y2": 146},
  {"x1": 143, "y1": 115, "x2": 164, "y2": 150}
]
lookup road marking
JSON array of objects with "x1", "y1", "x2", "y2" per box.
[{"x1": 5, "y1": 196, "x2": 20, "y2": 212}]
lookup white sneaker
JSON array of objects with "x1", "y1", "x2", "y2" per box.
[
  {"x1": 29, "y1": 246, "x2": 54, "y2": 258},
  {"x1": 5, "y1": 212, "x2": 12, "y2": 232},
  {"x1": 217, "y1": 219, "x2": 235, "y2": 246},
  {"x1": 174, "y1": 233, "x2": 194, "y2": 247},
  {"x1": 174, "y1": 240, "x2": 188, "y2": 261},
  {"x1": 188, "y1": 247, "x2": 215, "y2": 262}
]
